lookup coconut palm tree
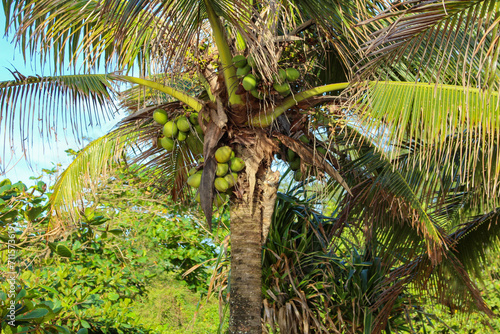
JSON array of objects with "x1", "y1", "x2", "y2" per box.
[{"x1": 1, "y1": 0, "x2": 500, "y2": 332}]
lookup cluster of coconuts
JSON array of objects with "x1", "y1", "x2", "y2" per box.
[
  {"x1": 277, "y1": 135, "x2": 327, "y2": 181},
  {"x1": 186, "y1": 146, "x2": 246, "y2": 207},
  {"x1": 232, "y1": 55, "x2": 300, "y2": 98},
  {"x1": 153, "y1": 108, "x2": 203, "y2": 151}
]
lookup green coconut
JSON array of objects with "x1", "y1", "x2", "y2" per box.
[
  {"x1": 232, "y1": 55, "x2": 247, "y2": 68},
  {"x1": 278, "y1": 69, "x2": 287, "y2": 82},
  {"x1": 286, "y1": 68, "x2": 300, "y2": 81},
  {"x1": 273, "y1": 82, "x2": 290, "y2": 96},
  {"x1": 195, "y1": 192, "x2": 201, "y2": 203},
  {"x1": 214, "y1": 177, "x2": 229, "y2": 192},
  {"x1": 188, "y1": 167, "x2": 198, "y2": 176},
  {"x1": 187, "y1": 173, "x2": 202, "y2": 188},
  {"x1": 287, "y1": 149, "x2": 296, "y2": 161},
  {"x1": 195, "y1": 125, "x2": 204, "y2": 136},
  {"x1": 189, "y1": 113, "x2": 199, "y2": 125},
  {"x1": 215, "y1": 146, "x2": 233, "y2": 163},
  {"x1": 177, "y1": 131, "x2": 188, "y2": 141},
  {"x1": 250, "y1": 88, "x2": 264, "y2": 99},
  {"x1": 224, "y1": 172, "x2": 238, "y2": 188},
  {"x1": 153, "y1": 108, "x2": 168, "y2": 125},
  {"x1": 176, "y1": 117, "x2": 191, "y2": 132},
  {"x1": 214, "y1": 193, "x2": 228, "y2": 207},
  {"x1": 247, "y1": 55, "x2": 256, "y2": 68},
  {"x1": 163, "y1": 121, "x2": 178, "y2": 138},
  {"x1": 290, "y1": 158, "x2": 301, "y2": 171},
  {"x1": 229, "y1": 157, "x2": 245, "y2": 172},
  {"x1": 242, "y1": 74, "x2": 257, "y2": 91},
  {"x1": 216, "y1": 163, "x2": 229, "y2": 177},
  {"x1": 160, "y1": 137, "x2": 175, "y2": 152},
  {"x1": 236, "y1": 65, "x2": 251, "y2": 78}
]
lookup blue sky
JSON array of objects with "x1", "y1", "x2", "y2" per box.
[{"x1": 0, "y1": 12, "x2": 120, "y2": 184}]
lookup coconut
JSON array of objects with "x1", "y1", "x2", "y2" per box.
[
  {"x1": 273, "y1": 82, "x2": 290, "y2": 95},
  {"x1": 214, "y1": 177, "x2": 229, "y2": 192},
  {"x1": 195, "y1": 192, "x2": 201, "y2": 203},
  {"x1": 189, "y1": 113, "x2": 199, "y2": 125},
  {"x1": 160, "y1": 137, "x2": 175, "y2": 152},
  {"x1": 176, "y1": 117, "x2": 191, "y2": 132},
  {"x1": 153, "y1": 108, "x2": 168, "y2": 125},
  {"x1": 250, "y1": 88, "x2": 263, "y2": 99},
  {"x1": 294, "y1": 171, "x2": 303, "y2": 182},
  {"x1": 278, "y1": 69, "x2": 287, "y2": 82},
  {"x1": 247, "y1": 55, "x2": 256, "y2": 68},
  {"x1": 232, "y1": 55, "x2": 247, "y2": 68},
  {"x1": 187, "y1": 173, "x2": 202, "y2": 188},
  {"x1": 290, "y1": 158, "x2": 301, "y2": 171},
  {"x1": 286, "y1": 68, "x2": 300, "y2": 81},
  {"x1": 215, "y1": 146, "x2": 233, "y2": 163},
  {"x1": 229, "y1": 157, "x2": 245, "y2": 172},
  {"x1": 224, "y1": 172, "x2": 238, "y2": 188},
  {"x1": 287, "y1": 149, "x2": 296, "y2": 161},
  {"x1": 236, "y1": 65, "x2": 251, "y2": 78},
  {"x1": 242, "y1": 74, "x2": 257, "y2": 91},
  {"x1": 214, "y1": 193, "x2": 228, "y2": 207},
  {"x1": 177, "y1": 131, "x2": 188, "y2": 141},
  {"x1": 195, "y1": 125, "x2": 204, "y2": 136},
  {"x1": 188, "y1": 167, "x2": 198, "y2": 176},
  {"x1": 163, "y1": 121, "x2": 178, "y2": 138},
  {"x1": 216, "y1": 163, "x2": 229, "y2": 177}
]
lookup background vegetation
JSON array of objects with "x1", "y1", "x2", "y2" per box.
[{"x1": 1, "y1": 159, "x2": 499, "y2": 333}]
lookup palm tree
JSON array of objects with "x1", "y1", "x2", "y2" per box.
[{"x1": 1, "y1": 0, "x2": 500, "y2": 332}]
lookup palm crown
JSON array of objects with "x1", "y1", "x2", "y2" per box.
[{"x1": 2, "y1": 0, "x2": 500, "y2": 332}]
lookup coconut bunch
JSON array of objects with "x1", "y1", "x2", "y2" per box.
[
  {"x1": 186, "y1": 146, "x2": 246, "y2": 208},
  {"x1": 153, "y1": 108, "x2": 203, "y2": 151},
  {"x1": 232, "y1": 54, "x2": 301, "y2": 99}
]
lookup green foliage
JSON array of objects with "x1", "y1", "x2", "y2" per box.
[
  {"x1": 132, "y1": 273, "x2": 226, "y2": 334},
  {"x1": 262, "y1": 189, "x2": 423, "y2": 333},
  {"x1": 0, "y1": 164, "x2": 224, "y2": 333}
]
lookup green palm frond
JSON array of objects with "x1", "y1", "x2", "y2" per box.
[
  {"x1": 355, "y1": 81, "x2": 500, "y2": 199},
  {"x1": 4, "y1": 0, "x2": 158, "y2": 71},
  {"x1": 358, "y1": 0, "x2": 500, "y2": 88},
  {"x1": 49, "y1": 129, "x2": 133, "y2": 226},
  {"x1": 0, "y1": 71, "x2": 117, "y2": 155},
  {"x1": 448, "y1": 209, "x2": 500, "y2": 277}
]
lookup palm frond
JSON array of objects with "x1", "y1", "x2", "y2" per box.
[
  {"x1": 0, "y1": 71, "x2": 117, "y2": 158},
  {"x1": 358, "y1": 0, "x2": 500, "y2": 89},
  {"x1": 448, "y1": 209, "x2": 500, "y2": 277},
  {"x1": 4, "y1": 0, "x2": 159, "y2": 72},
  {"x1": 49, "y1": 129, "x2": 132, "y2": 226},
  {"x1": 354, "y1": 81, "x2": 500, "y2": 200}
]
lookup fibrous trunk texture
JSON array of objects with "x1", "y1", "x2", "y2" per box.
[{"x1": 229, "y1": 145, "x2": 279, "y2": 334}]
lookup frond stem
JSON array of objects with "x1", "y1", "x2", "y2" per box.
[{"x1": 118, "y1": 75, "x2": 203, "y2": 112}]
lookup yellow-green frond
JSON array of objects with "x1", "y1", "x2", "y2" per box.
[
  {"x1": 356, "y1": 81, "x2": 500, "y2": 199},
  {"x1": 49, "y1": 130, "x2": 132, "y2": 227}
]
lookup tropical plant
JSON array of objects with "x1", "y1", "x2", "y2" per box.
[
  {"x1": 2, "y1": 0, "x2": 500, "y2": 333},
  {"x1": 0, "y1": 163, "x2": 224, "y2": 333}
]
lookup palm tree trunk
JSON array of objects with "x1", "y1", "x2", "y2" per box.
[{"x1": 229, "y1": 146, "x2": 279, "y2": 333}]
